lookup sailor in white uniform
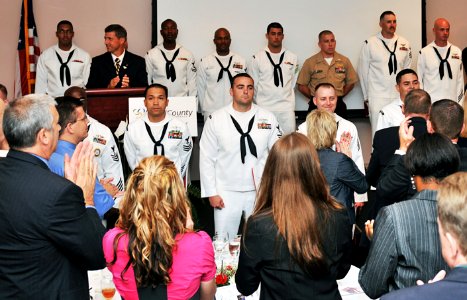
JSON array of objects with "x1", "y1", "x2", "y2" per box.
[
  {"x1": 297, "y1": 83, "x2": 366, "y2": 204},
  {"x1": 358, "y1": 11, "x2": 412, "y2": 136},
  {"x1": 198, "y1": 28, "x2": 247, "y2": 120},
  {"x1": 124, "y1": 83, "x2": 192, "y2": 178},
  {"x1": 376, "y1": 69, "x2": 420, "y2": 131},
  {"x1": 145, "y1": 19, "x2": 196, "y2": 97},
  {"x1": 200, "y1": 73, "x2": 282, "y2": 240},
  {"x1": 36, "y1": 20, "x2": 90, "y2": 97},
  {"x1": 248, "y1": 22, "x2": 298, "y2": 134},
  {"x1": 417, "y1": 18, "x2": 464, "y2": 104}
]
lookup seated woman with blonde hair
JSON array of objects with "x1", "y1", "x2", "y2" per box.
[
  {"x1": 305, "y1": 109, "x2": 367, "y2": 224},
  {"x1": 236, "y1": 133, "x2": 352, "y2": 299},
  {"x1": 103, "y1": 156, "x2": 216, "y2": 300}
]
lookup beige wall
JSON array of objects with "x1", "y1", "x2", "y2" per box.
[
  {"x1": 0, "y1": 0, "x2": 465, "y2": 101},
  {"x1": 0, "y1": 0, "x2": 151, "y2": 99}
]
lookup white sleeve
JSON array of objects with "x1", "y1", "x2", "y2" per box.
[
  {"x1": 247, "y1": 55, "x2": 260, "y2": 101},
  {"x1": 35, "y1": 54, "x2": 47, "y2": 94},
  {"x1": 268, "y1": 116, "x2": 282, "y2": 149},
  {"x1": 456, "y1": 56, "x2": 465, "y2": 103},
  {"x1": 291, "y1": 57, "x2": 299, "y2": 89},
  {"x1": 375, "y1": 110, "x2": 387, "y2": 132},
  {"x1": 145, "y1": 52, "x2": 153, "y2": 84},
  {"x1": 416, "y1": 50, "x2": 426, "y2": 89},
  {"x1": 350, "y1": 128, "x2": 367, "y2": 203},
  {"x1": 178, "y1": 124, "x2": 193, "y2": 178},
  {"x1": 402, "y1": 41, "x2": 413, "y2": 69},
  {"x1": 123, "y1": 128, "x2": 137, "y2": 171},
  {"x1": 358, "y1": 42, "x2": 370, "y2": 100},
  {"x1": 187, "y1": 53, "x2": 198, "y2": 97},
  {"x1": 197, "y1": 58, "x2": 207, "y2": 111},
  {"x1": 99, "y1": 133, "x2": 125, "y2": 191},
  {"x1": 199, "y1": 117, "x2": 219, "y2": 197},
  {"x1": 82, "y1": 52, "x2": 92, "y2": 86}
]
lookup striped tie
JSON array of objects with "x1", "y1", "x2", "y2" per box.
[{"x1": 115, "y1": 57, "x2": 121, "y2": 75}]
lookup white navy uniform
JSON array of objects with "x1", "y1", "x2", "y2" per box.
[
  {"x1": 145, "y1": 43, "x2": 197, "y2": 97},
  {"x1": 358, "y1": 33, "x2": 412, "y2": 136},
  {"x1": 376, "y1": 98, "x2": 404, "y2": 131},
  {"x1": 248, "y1": 47, "x2": 299, "y2": 134},
  {"x1": 85, "y1": 115, "x2": 125, "y2": 207},
  {"x1": 200, "y1": 104, "x2": 282, "y2": 239},
  {"x1": 298, "y1": 113, "x2": 367, "y2": 203},
  {"x1": 417, "y1": 41, "x2": 464, "y2": 103},
  {"x1": 197, "y1": 52, "x2": 246, "y2": 120},
  {"x1": 35, "y1": 44, "x2": 91, "y2": 97},
  {"x1": 124, "y1": 114, "x2": 192, "y2": 178}
]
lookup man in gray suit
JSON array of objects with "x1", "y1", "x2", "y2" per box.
[{"x1": 359, "y1": 132, "x2": 460, "y2": 299}]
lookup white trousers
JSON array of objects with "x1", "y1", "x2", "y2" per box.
[{"x1": 214, "y1": 190, "x2": 256, "y2": 240}]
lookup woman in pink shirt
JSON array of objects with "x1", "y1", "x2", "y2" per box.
[{"x1": 103, "y1": 156, "x2": 216, "y2": 300}]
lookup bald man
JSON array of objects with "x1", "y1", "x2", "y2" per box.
[
  {"x1": 417, "y1": 18, "x2": 464, "y2": 103},
  {"x1": 198, "y1": 28, "x2": 247, "y2": 120}
]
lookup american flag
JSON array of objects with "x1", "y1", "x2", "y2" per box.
[{"x1": 14, "y1": 0, "x2": 41, "y2": 98}]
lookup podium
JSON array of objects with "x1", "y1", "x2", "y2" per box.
[{"x1": 86, "y1": 87, "x2": 145, "y2": 132}]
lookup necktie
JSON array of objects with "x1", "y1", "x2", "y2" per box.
[
  {"x1": 265, "y1": 51, "x2": 285, "y2": 87},
  {"x1": 160, "y1": 48, "x2": 180, "y2": 82},
  {"x1": 215, "y1": 56, "x2": 233, "y2": 85},
  {"x1": 55, "y1": 50, "x2": 75, "y2": 86},
  {"x1": 115, "y1": 58, "x2": 121, "y2": 76},
  {"x1": 144, "y1": 122, "x2": 169, "y2": 155},
  {"x1": 230, "y1": 115, "x2": 257, "y2": 164},
  {"x1": 433, "y1": 46, "x2": 452, "y2": 80},
  {"x1": 381, "y1": 39, "x2": 398, "y2": 75}
]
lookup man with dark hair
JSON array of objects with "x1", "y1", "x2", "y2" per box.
[
  {"x1": 124, "y1": 83, "x2": 192, "y2": 177},
  {"x1": 360, "y1": 133, "x2": 459, "y2": 299},
  {"x1": 418, "y1": 18, "x2": 464, "y2": 103},
  {"x1": 377, "y1": 99, "x2": 467, "y2": 204},
  {"x1": 198, "y1": 28, "x2": 247, "y2": 120},
  {"x1": 382, "y1": 171, "x2": 467, "y2": 300},
  {"x1": 0, "y1": 83, "x2": 8, "y2": 102},
  {"x1": 249, "y1": 22, "x2": 298, "y2": 134},
  {"x1": 359, "y1": 11, "x2": 412, "y2": 136},
  {"x1": 376, "y1": 69, "x2": 420, "y2": 131},
  {"x1": 0, "y1": 94, "x2": 105, "y2": 299},
  {"x1": 297, "y1": 30, "x2": 358, "y2": 118},
  {"x1": 64, "y1": 86, "x2": 124, "y2": 195},
  {"x1": 368, "y1": 89, "x2": 430, "y2": 190},
  {"x1": 49, "y1": 96, "x2": 114, "y2": 218},
  {"x1": 35, "y1": 20, "x2": 91, "y2": 97},
  {"x1": 87, "y1": 24, "x2": 147, "y2": 89},
  {"x1": 145, "y1": 19, "x2": 196, "y2": 97},
  {"x1": 200, "y1": 73, "x2": 282, "y2": 240}
]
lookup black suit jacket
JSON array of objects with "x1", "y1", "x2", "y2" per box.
[
  {"x1": 0, "y1": 150, "x2": 106, "y2": 299},
  {"x1": 377, "y1": 140, "x2": 467, "y2": 209},
  {"x1": 236, "y1": 210, "x2": 352, "y2": 300},
  {"x1": 87, "y1": 51, "x2": 147, "y2": 88},
  {"x1": 367, "y1": 117, "x2": 427, "y2": 188},
  {"x1": 381, "y1": 267, "x2": 467, "y2": 300}
]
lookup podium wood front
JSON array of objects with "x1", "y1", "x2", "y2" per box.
[{"x1": 86, "y1": 88, "x2": 145, "y2": 132}]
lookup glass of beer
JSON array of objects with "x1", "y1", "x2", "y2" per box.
[{"x1": 229, "y1": 234, "x2": 241, "y2": 258}]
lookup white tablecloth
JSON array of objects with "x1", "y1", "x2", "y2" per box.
[{"x1": 215, "y1": 265, "x2": 371, "y2": 300}]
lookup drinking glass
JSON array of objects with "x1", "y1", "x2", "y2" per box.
[
  {"x1": 213, "y1": 231, "x2": 229, "y2": 256},
  {"x1": 101, "y1": 276, "x2": 116, "y2": 300},
  {"x1": 229, "y1": 234, "x2": 241, "y2": 258}
]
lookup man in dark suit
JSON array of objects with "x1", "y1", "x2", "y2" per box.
[
  {"x1": 87, "y1": 24, "x2": 147, "y2": 88},
  {"x1": 377, "y1": 99, "x2": 467, "y2": 206},
  {"x1": 359, "y1": 133, "x2": 460, "y2": 299},
  {"x1": 381, "y1": 172, "x2": 467, "y2": 300},
  {"x1": 0, "y1": 94, "x2": 106, "y2": 299},
  {"x1": 366, "y1": 89, "x2": 431, "y2": 215}
]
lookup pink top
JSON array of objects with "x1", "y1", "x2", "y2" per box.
[{"x1": 103, "y1": 228, "x2": 216, "y2": 300}]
